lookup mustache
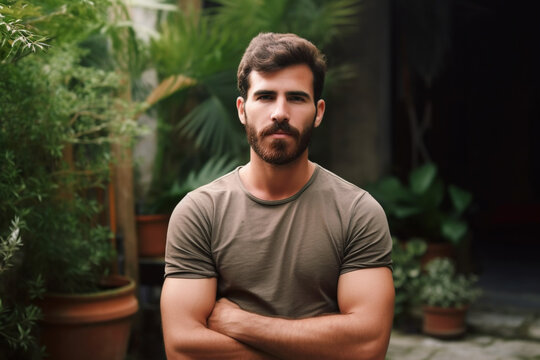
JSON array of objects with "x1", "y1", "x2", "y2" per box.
[{"x1": 260, "y1": 122, "x2": 300, "y2": 138}]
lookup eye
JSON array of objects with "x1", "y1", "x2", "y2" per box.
[
  {"x1": 256, "y1": 94, "x2": 274, "y2": 101},
  {"x1": 289, "y1": 95, "x2": 307, "y2": 102}
]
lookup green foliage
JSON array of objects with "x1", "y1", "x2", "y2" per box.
[
  {"x1": 419, "y1": 258, "x2": 481, "y2": 308},
  {"x1": 368, "y1": 163, "x2": 473, "y2": 245},
  {"x1": 0, "y1": 0, "x2": 140, "y2": 291},
  {"x1": 151, "y1": 155, "x2": 238, "y2": 214},
  {"x1": 0, "y1": 0, "x2": 114, "y2": 64},
  {"x1": 0, "y1": 38, "x2": 136, "y2": 294},
  {"x1": 0, "y1": 218, "x2": 22, "y2": 274},
  {"x1": 0, "y1": 2, "x2": 49, "y2": 63},
  {"x1": 0, "y1": 218, "x2": 45, "y2": 358},
  {"x1": 1, "y1": 0, "x2": 143, "y2": 357},
  {"x1": 144, "y1": 0, "x2": 361, "y2": 212},
  {"x1": 392, "y1": 237, "x2": 426, "y2": 318}
]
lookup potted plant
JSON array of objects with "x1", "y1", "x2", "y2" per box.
[
  {"x1": 0, "y1": 1, "x2": 146, "y2": 358},
  {"x1": 368, "y1": 162, "x2": 473, "y2": 265},
  {"x1": 391, "y1": 237, "x2": 426, "y2": 331},
  {"x1": 419, "y1": 257, "x2": 481, "y2": 338}
]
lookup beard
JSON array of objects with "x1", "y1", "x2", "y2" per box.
[{"x1": 244, "y1": 111, "x2": 316, "y2": 165}]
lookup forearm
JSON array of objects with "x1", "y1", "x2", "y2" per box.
[
  {"x1": 164, "y1": 323, "x2": 278, "y2": 360},
  {"x1": 210, "y1": 310, "x2": 388, "y2": 360},
  {"x1": 160, "y1": 277, "x2": 277, "y2": 360}
]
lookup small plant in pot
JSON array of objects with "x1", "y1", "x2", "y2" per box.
[
  {"x1": 391, "y1": 237, "x2": 426, "y2": 331},
  {"x1": 419, "y1": 257, "x2": 481, "y2": 338}
]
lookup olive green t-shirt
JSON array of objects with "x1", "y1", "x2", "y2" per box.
[{"x1": 164, "y1": 164, "x2": 392, "y2": 318}]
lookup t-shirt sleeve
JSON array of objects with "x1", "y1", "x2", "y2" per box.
[
  {"x1": 341, "y1": 192, "x2": 393, "y2": 274},
  {"x1": 164, "y1": 193, "x2": 218, "y2": 279}
]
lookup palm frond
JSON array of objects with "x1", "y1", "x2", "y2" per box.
[
  {"x1": 151, "y1": 6, "x2": 240, "y2": 78},
  {"x1": 177, "y1": 95, "x2": 244, "y2": 156},
  {"x1": 153, "y1": 154, "x2": 240, "y2": 212},
  {"x1": 182, "y1": 155, "x2": 240, "y2": 191},
  {"x1": 286, "y1": 0, "x2": 361, "y2": 47},
  {"x1": 144, "y1": 74, "x2": 197, "y2": 109}
]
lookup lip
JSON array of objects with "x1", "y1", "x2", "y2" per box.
[{"x1": 268, "y1": 132, "x2": 292, "y2": 138}]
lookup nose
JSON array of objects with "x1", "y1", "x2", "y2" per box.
[{"x1": 271, "y1": 98, "x2": 289, "y2": 123}]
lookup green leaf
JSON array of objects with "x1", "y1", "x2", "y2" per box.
[
  {"x1": 392, "y1": 205, "x2": 423, "y2": 219},
  {"x1": 178, "y1": 95, "x2": 243, "y2": 156},
  {"x1": 406, "y1": 238, "x2": 427, "y2": 256},
  {"x1": 183, "y1": 156, "x2": 239, "y2": 190},
  {"x1": 409, "y1": 163, "x2": 437, "y2": 195},
  {"x1": 418, "y1": 178, "x2": 445, "y2": 209},
  {"x1": 448, "y1": 184, "x2": 472, "y2": 215},
  {"x1": 441, "y1": 218, "x2": 467, "y2": 245},
  {"x1": 369, "y1": 177, "x2": 409, "y2": 202}
]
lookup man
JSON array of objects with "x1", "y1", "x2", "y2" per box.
[{"x1": 161, "y1": 32, "x2": 394, "y2": 360}]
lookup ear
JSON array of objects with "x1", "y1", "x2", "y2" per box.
[
  {"x1": 314, "y1": 99, "x2": 325, "y2": 128},
  {"x1": 237, "y1": 96, "x2": 246, "y2": 125}
]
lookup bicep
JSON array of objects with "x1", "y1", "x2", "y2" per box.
[
  {"x1": 338, "y1": 267, "x2": 395, "y2": 353},
  {"x1": 338, "y1": 267, "x2": 394, "y2": 314},
  {"x1": 161, "y1": 277, "x2": 217, "y2": 335}
]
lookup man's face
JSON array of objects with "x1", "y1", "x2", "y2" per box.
[{"x1": 237, "y1": 64, "x2": 325, "y2": 165}]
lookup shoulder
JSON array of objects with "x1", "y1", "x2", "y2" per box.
[
  {"x1": 184, "y1": 167, "x2": 240, "y2": 202},
  {"x1": 315, "y1": 166, "x2": 370, "y2": 199},
  {"x1": 314, "y1": 166, "x2": 380, "y2": 207},
  {"x1": 313, "y1": 166, "x2": 388, "y2": 226}
]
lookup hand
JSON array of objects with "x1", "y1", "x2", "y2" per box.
[{"x1": 208, "y1": 297, "x2": 243, "y2": 336}]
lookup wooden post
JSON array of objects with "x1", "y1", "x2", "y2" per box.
[
  {"x1": 112, "y1": 142, "x2": 139, "y2": 285},
  {"x1": 107, "y1": 2, "x2": 143, "y2": 287}
]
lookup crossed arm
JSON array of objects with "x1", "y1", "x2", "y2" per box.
[{"x1": 161, "y1": 267, "x2": 394, "y2": 360}]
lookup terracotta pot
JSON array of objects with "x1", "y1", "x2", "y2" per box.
[
  {"x1": 422, "y1": 305, "x2": 468, "y2": 338},
  {"x1": 39, "y1": 275, "x2": 138, "y2": 360},
  {"x1": 136, "y1": 213, "x2": 170, "y2": 257},
  {"x1": 421, "y1": 242, "x2": 455, "y2": 268}
]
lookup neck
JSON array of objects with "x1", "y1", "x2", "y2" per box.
[{"x1": 239, "y1": 150, "x2": 315, "y2": 201}]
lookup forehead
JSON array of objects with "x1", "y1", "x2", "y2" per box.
[{"x1": 247, "y1": 64, "x2": 314, "y2": 98}]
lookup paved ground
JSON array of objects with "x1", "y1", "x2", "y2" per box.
[
  {"x1": 388, "y1": 331, "x2": 540, "y2": 360},
  {"x1": 386, "y1": 287, "x2": 540, "y2": 360}
]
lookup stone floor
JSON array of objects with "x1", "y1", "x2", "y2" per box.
[
  {"x1": 387, "y1": 264, "x2": 540, "y2": 360},
  {"x1": 387, "y1": 331, "x2": 540, "y2": 360}
]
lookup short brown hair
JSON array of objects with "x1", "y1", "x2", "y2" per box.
[{"x1": 237, "y1": 33, "x2": 327, "y2": 101}]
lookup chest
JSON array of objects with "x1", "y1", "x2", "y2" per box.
[{"x1": 210, "y1": 199, "x2": 346, "y2": 293}]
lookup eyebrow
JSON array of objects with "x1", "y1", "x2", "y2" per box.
[
  {"x1": 286, "y1": 91, "x2": 311, "y2": 100},
  {"x1": 252, "y1": 90, "x2": 311, "y2": 100},
  {"x1": 252, "y1": 90, "x2": 276, "y2": 97}
]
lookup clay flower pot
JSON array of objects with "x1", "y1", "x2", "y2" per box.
[
  {"x1": 422, "y1": 305, "x2": 468, "y2": 338},
  {"x1": 39, "y1": 275, "x2": 138, "y2": 360},
  {"x1": 136, "y1": 213, "x2": 170, "y2": 258}
]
